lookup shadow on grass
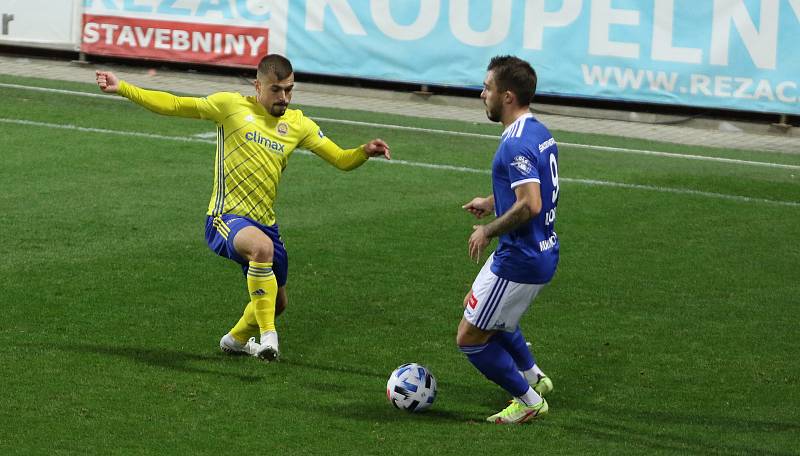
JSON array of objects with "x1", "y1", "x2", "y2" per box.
[
  {"x1": 561, "y1": 417, "x2": 798, "y2": 456},
  {"x1": 280, "y1": 357, "x2": 386, "y2": 380},
  {"x1": 554, "y1": 394, "x2": 800, "y2": 456},
  {"x1": 278, "y1": 358, "x2": 487, "y2": 423},
  {"x1": 314, "y1": 400, "x2": 476, "y2": 424},
  {"x1": 27, "y1": 342, "x2": 263, "y2": 383}
]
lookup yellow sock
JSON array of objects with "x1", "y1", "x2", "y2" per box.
[
  {"x1": 229, "y1": 302, "x2": 259, "y2": 343},
  {"x1": 247, "y1": 261, "x2": 278, "y2": 333}
]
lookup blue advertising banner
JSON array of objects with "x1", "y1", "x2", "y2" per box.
[
  {"x1": 81, "y1": 0, "x2": 800, "y2": 115},
  {"x1": 285, "y1": 0, "x2": 800, "y2": 115}
]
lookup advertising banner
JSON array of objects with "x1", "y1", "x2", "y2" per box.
[
  {"x1": 285, "y1": 0, "x2": 800, "y2": 115},
  {"x1": 81, "y1": 0, "x2": 283, "y2": 67},
  {"x1": 79, "y1": 1, "x2": 800, "y2": 115},
  {"x1": 0, "y1": 0, "x2": 82, "y2": 50}
]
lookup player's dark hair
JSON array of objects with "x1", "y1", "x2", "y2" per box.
[
  {"x1": 257, "y1": 54, "x2": 293, "y2": 80},
  {"x1": 487, "y1": 55, "x2": 537, "y2": 106}
]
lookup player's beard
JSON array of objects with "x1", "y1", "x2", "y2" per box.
[
  {"x1": 270, "y1": 103, "x2": 288, "y2": 117},
  {"x1": 485, "y1": 102, "x2": 501, "y2": 123}
]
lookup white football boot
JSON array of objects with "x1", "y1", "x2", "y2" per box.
[
  {"x1": 220, "y1": 333, "x2": 261, "y2": 356},
  {"x1": 256, "y1": 330, "x2": 279, "y2": 362}
]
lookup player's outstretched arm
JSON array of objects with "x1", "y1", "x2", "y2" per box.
[
  {"x1": 94, "y1": 70, "x2": 212, "y2": 120},
  {"x1": 96, "y1": 71, "x2": 120, "y2": 93},
  {"x1": 310, "y1": 137, "x2": 391, "y2": 171}
]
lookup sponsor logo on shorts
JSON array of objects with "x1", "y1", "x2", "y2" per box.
[
  {"x1": 251, "y1": 289, "x2": 266, "y2": 296},
  {"x1": 468, "y1": 293, "x2": 478, "y2": 309}
]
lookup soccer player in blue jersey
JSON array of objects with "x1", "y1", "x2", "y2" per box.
[
  {"x1": 459, "y1": 55, "x2": 560, "y2": 424},
  {"x1": 95, "y1": 54, "x2": 390, "y2": 362}
]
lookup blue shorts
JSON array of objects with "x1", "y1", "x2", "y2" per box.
[{"x1": 204, "y1": 214, "x2": 288, "y2": 287}]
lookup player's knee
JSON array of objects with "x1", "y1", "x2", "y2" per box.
[
  {"x1": 249, "y1": 240, "x2": 274, "y2": 263},
  {"x1": 234, "y1": 227, "x2": 275, "y2": 263},
  {"x1": 456, "y1": 321, "x2": 490, "y2": 347},
  {"x1": 456, "y1": 327, "x2": 474, "y2": 347}
]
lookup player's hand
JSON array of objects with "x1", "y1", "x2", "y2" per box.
[
  {"x1": 96, "y1": 70, "x2": 120, "y2": 93},
  {"x1": 462, "y1": 197, "x2": 492, "y2": 219},
  {"x1": 468, "y1": 225, "x2": 490, "y2": 263},
  {"x1": 364, "y1": 139, "x2": 391, "y2": 160}
]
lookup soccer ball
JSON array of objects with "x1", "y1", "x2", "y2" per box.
[{"x1": 386, "y1": 363, "x2": 437, "y2": 412}]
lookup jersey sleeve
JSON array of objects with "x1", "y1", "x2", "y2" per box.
[
  {"x1": 117, "y1": 81, "x2": 230, "y2": 122},
  {"x1": 298, "y1": 114, "x2": 369, "y2": 171},
  {"x1": 297, "y1": 115, "x2": 327, "y2": 150},
  {"x1": 504, "y1": 140, "x2": 541, "y2": 189}
]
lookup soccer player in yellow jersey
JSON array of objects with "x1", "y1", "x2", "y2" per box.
[{"x1": 95, "y1": 54, "x2": 390, "y2": 362}]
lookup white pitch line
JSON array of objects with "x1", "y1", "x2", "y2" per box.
[
  {"x1": 2, "y1": 82, "x2": 799, "y2": 171},
  {"x1": 1, "y1": 117, "x2": 798, "y2": 208},
  {"x1": 311, "y1": 116, "x2": 800, "y2": 171},
  {"x1": 0, "y1": 82, "x2": 123, "y2": 100},
  {"x1": 560, "y1": 178, "x2": 800, "y2": 208},
  {"x1": 0, "y1": 117, "x2": 213, "y2": 143},
  {"x1": 373, "y1": 160, "x2": 800, "y2": 208}
]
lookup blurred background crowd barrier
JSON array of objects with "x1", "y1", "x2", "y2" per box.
[{"x1": 1, "y1": 0, "x2": 798, "y2": 117}]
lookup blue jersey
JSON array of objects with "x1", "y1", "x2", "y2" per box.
[{"x1": 490, "y1": 113, "x2": 559, "y2": 284}]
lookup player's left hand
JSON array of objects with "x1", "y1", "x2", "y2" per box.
[
  {"x1": 468, "y1": 225, "x2": 490, "y2": 263},
  {"x1": 364, "y1": 139, "x2": 391, "y2": 160}
]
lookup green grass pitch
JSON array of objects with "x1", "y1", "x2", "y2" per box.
[{"x1": 1, "y1": 74, "x2": 799, "y2": 455}]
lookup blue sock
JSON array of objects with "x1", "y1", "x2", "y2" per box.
[
  {"x1": 460, "y1": 341, "x2": 529, "y2": 397},
  {"x1": 493, "y1": 327, "x2": 536, "y2": 371}
]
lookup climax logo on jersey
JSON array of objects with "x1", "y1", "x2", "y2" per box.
[
  {"x1": 511, "y1": 155, "x2": 532, "y2": 174},
  {"x1": 245, "y1": 131, "x2": 286, "y2": 154}
]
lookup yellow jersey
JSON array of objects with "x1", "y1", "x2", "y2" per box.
[{"x1": 118, "y1": 81, "x2": 369, "y2": 226}]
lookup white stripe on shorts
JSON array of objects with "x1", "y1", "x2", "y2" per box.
[
  {"x1": 475, "y1": 278, "x2": 509, "y2": 329},
  {"x1": 464, "y1": 254, "x2": 545, "y2": 331}
]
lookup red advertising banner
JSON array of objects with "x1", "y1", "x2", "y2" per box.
[{"x1": 82, "y1": 15, "x2": 268, "y2": 67}]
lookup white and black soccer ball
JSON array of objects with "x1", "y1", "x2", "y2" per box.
[{"x1": 386, "y1": 363, "x2": 437, "y2": 412}]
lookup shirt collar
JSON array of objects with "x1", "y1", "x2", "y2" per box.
[{"x1": 501, "y1": 112, "x2": 534, "y2": 138}]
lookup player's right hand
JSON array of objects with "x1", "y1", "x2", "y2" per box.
[
  {"x1": 462, "y1": 197, "x2": 492, "y2": 219},
  {"x1": 95, "y1": 70, "x2": 120, "y2": 93}
]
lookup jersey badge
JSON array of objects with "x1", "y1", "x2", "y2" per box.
[
  {"x1": 245, "y1": 114, "x2": 254, "y2": 122},
  {"x1": 511, "y1": 155, "x2": 533, "y2": 174},
  {"x1": 276, "y1": 122, "x2": 289, "y2": 136}
]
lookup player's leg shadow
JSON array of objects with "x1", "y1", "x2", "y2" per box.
[
  {"x1": 555, "y1": 394, "x2": 799, "y2": 455},
  {"x1": 22, "y1": 341, "x2": 263, "y2": 383},
  {"x1": 313, "y1": 401, "x2": 475, "y2": 423},
  {"x1": 279, "y1": 359, "x2": 479, "y2": 422},
  {"x1": 279, "y1": 358, "x2": 387, "y2": 380}
]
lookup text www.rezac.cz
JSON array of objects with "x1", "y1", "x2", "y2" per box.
[{"x1": 580, "y1": 64, "x2": 799, "y2": 103}]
